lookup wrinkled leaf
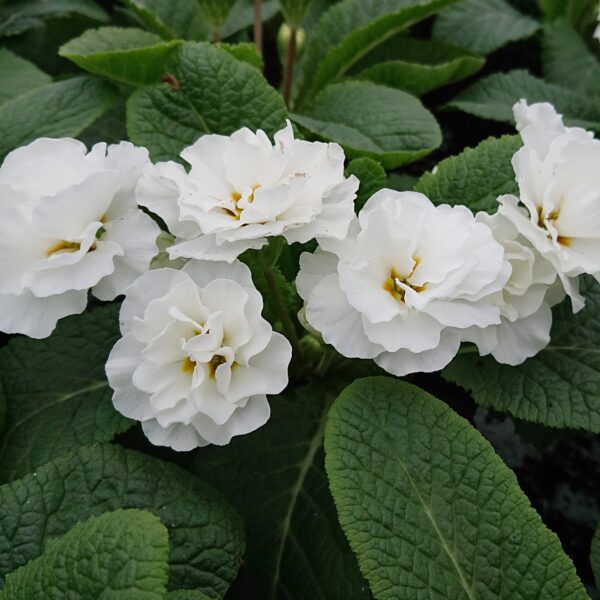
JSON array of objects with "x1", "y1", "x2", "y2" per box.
[
  {"x1": 345, "y1": 157, "x2": 387, "y2": 213},
  {"x1": 0, "y1": 48, "x2": 51, "y2": 105}
]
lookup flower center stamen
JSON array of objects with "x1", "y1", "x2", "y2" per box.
[
  {"x1": 225, "y1": 184, "x2": 262, "y2": 220},
  {"x1": 208, "y1": 354, "x2": 226, "y2": 379},
  {"x1": 383, "y1": 259, "x2": 426, "y2": 302}
]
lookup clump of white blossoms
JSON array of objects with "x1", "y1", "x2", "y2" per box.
[
  {"x1": 105, "y1": 261, "x2": 292, "y2": 451},
  {"x1": 0, "y1": 138, "x2": 160, "y2": 338},
  {"x1": 499, "y1": 100, "x2": 600, "y2": 311},
  {"x1": 463, "y1": 211, "x2": 560, "y2": 365},
  {"x1": 136, "y1": 120, "x2": 359, "y2": 263},
  {"x1": 297, "y1": 190, "x2": 510, "y2": 376}
]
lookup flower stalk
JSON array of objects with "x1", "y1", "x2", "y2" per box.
[
  {"x1": 282, "y1": 25, "x2": 297, "y2": 106},
  {"x1": 254, "y1": 0, "x2": 263, "y2": 54}
]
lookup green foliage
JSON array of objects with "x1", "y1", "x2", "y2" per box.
[
  {"x1": 166, "y1": 593, "x2": 213, "y2": 600},
  {"x1": 0, "y1": 305, "x2": 131, "y2": 484},
  {"x1": 191, "y1": 385, "x2": 370, "y2": 599},
  {"x1": 444, "y1": 277, "x2": 600, "y2": 431},
  {"x1": 345, "y1": 157, "x2": 387, "y2": 212},
  {"x1": 433, "y1": 0, "x2": 540, "y2": 55},
  {"x1": 538, "y1": 0, "x2": 599, "y2": 31},
  {"x1": 325, "y1": 377, "x2": 588, "y2": 599},
  {"x1": 414, "y1": 135, "x2": 521, "y2": 213},
  {"x1": 127, "y1": 42, "x2": 287, "y2": 161},
  {"x1": 448, "y1": 69, "x2": 600, "y2": 133},
  {"x1": 198, "y1": 0, "x2": 238, "y2": 29},
  {"x1": 591, "y1": 522, "x2": 600, "y2": 591},
  {"x1": 279, "y1": 0, "x2": 314, "y2": 26},
  {"x1": 0, "y1": 443, "x2": 245, "y2": 595},
  {"x1": 59, "y1": 27, "x2": 182, "y2": 86},
  {"x1": 292, "y1": 80, "x2": 441, "y2": 168},
  {"x1": 220, "y1": 42, "x2": 264, "y2": 70},
  {"x1": 0, "y1": 76, "x2": 116, "y2": 161},
  {"x1": 2, "y1": 510, "x2": 168, "y2": 600},
  {"x1": 0, "y1": 48, "x2": 51, "y2": 105}
]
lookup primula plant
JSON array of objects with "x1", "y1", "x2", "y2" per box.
[{"x1": 1, "y1": 0, "x2": 600, "y2": 598}]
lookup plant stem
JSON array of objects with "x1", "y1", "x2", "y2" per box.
[
  {"x1": 282, "y1": 26, "x2": 297, "y2": 106},
  {"x1": 253, "y1": 0, "x2": 263, "y2": 54},
  {"x1": 213, "y1": 25, "x2": 221, "y2": 43}
]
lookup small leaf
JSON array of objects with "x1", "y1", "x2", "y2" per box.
[
  {"x1": 3, "y1": 509, "x2": 168, "y2": 600},
  {"x1": 325, "y1": 377, "x2": 588, "y2": 599},
  {"x1": 0, "y1": 48, "x2": 51, "y2": 106},
  {"x1": 279, "y1": 0, "x2": 314, "y2": 26},
  {"x1": 414, "y1": 134, "x2": 521, "y2": 213},
  {"x1": 433, "y1": 0, "x2": 540, "y2": 55},
  {"x1": 345, "y1": 157, "x2": 387, "y2": 213},
  {"x1": 292, "y1": 80, "x2": 441, "y2": 168}
]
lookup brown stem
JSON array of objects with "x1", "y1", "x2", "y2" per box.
[
  {"x1": 213, "y1": 25, "x2": 221, "y2": 43},
  {"x1": 253, "y1": 0, "x2": 263, "y2": 54},
  {"x1": 282, "y1": 26, "x2": 297, "y2": 107}
]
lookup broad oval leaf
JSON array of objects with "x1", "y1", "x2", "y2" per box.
[
  {"x1": 3, "y1": 510, "x2": 168, "y2": 600},
  {"x1": 0, "y1": 444, "x2": 245, "y2": 596},
  {"x1": 127, "y1": 42, "x2": 287, "y2": 162},
  {"x1": 0, "y1": 304, "x2": 130, "y2": 484},
  {"x1": 444, "y1": 276, "x2": 600, "y2": 432},
  {"x1": 0, "y1": 48, "x2": 51, "y2": 106},
  {"x1": 292, "y1": 81, "x2": 441, "y2": 168},
  {"x1": 325, "y1": 377, "x2": 588, "y2": 599}
]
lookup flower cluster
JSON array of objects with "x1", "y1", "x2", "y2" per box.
[{"x1": 1, "y1": 101, "x2": 597, "y2": 450}]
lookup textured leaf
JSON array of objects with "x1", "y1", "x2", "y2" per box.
[
  {"x1": 296, "y1": 0, "x2": 458, "y2": 106},
  {"x1": 345, "y1": 157, "x2": 387, "y2": 213},
  {"x1": 0, "y1": 444, "x2": 245, "y2": 595},
  {"x1": 445, "y1": 276, "x2": 600, "y2": 431},
  {"x1": 198, "y1": 0, "x2": 237, "y2": 29},
  {"x1": 59, "y1": 27, "x2": 182, "y2": 86},
  {"x1": 447, "y1": 70, "x2": 600, "y2": 133},
  {"x1": 387, "y1": 172, "x2": 417, "y2": 191},
  {"x1": 292, "y1": 81, "x2": 441, "y2": 168},
  {"x1": 220, "y1": 42, "x2": 264, "y2": 70},
  {"x1": 127, "y1": 42, "x2": 287, "y2": 162},
  {"x1": 0, "y1": 76, "x2": 116, "y2": 162},
  {"x1": 279, "y1": 0, "x2": 314, "y2": 25},
  {"x1": 591, "y1": 522, "x2": 600, "y2": 590},
  {"x1": 433, "y1": 0, "x2": 540, "y2": 55},
  {"x1": 3, "y1": 510, "x2": 168, "y2": 600},
  {"x1": 167, "y1": 592, "x2": 212, "y2": 600},
  {"x1": 0, "y1": 305, "x2": 131, "y2": 484},
  {"x1": 538, "y1": 0, "x2": 598, "y2": 31},
  {"x1": 414, "y1": 134, "x2": 521, "y2": 213},
  {"x1": 0, "y1": 48, "x2": 51, "y2": 105},
  {"x1": 352, "y1": 36, "x2": 484, "y2": 96},
  {"x1": 191, "y1": 385, "x2": 370, "y2": 600},
  {"x1": 325, "y1": 377, "x2": 588, "y2": 599}
]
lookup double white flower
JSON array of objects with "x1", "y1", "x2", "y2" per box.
[
  {"x1": 136, "y1": 121, "x2": 358, "y2": 263},
  {"x1": 0, "y1": 138, "x2": 159, "y2": 338}
]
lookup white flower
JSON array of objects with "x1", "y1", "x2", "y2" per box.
[
  {"x1": 297, "y1": 190, "x2": 509, "y2": 376},
  {"x1": 0, "y1": 138, "x2": 160, "y2": 338},
  {"x1": 136, "y1": 120, "x2": 358, "y2": 263},
  {"x1": 498, "y1": 100, "x2": 600, "y2": 311},
  {"x1": 463, "y1": 211, "x2": 560, "y2": 365},
  {"x1": 105, "y1": 261, "x2": 292, "y2": 451},
  {"x1": 595, "y1": 6, "x2": 600, "y2": 42}
]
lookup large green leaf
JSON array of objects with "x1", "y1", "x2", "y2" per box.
[
  {"x1": 127, "y1": 42, "x2": 287, "y2": 162},
  {"x1": 447, "y1": 70, "x2": 600, "y2": 133},
  {"x1": 191, "y1": 385, "x2": 370, "y2": 600},
  {"x1": 2, "y1": 510, "x2": 168, "y2": 600},
  {"x1": 445, "y1": 276, "x2": 600, "y2": 431},
  {"x1": 0, "y1": 444, "x2": 245, "y2": 595},
  {"x1": 538, "y1": 0, "x2": 598, "y2": 31},
  {"x1": 325, "y1": 377, "x2": 588, "y2": 599},
  {"x1": 296, "y1": 0, "x2": 458, "y2": 107},
  {"x1": 414, "y1": 134, "x2": 521, "y2": 213},
  {"x1": 59, "y1": 27, "x2": 182, "y2": 86},
  {"x1": 0, "y1": 76, "x2": 116, "y2": 162},
  {"x1": 433, "y1": 0, "x2": 540, "y2": 55},
  {"x1": 292, "y1": 81, "x2": 441, "y2": 168},
  {"x1": 591, "y1": 522, "x2": 600, "y2": 590},
  {"x1": 0, "y1": 305, "x2": 130, "y2": 484},
  {"x1": 345, "y1": 157, "x2": 387, "y2": 213},
  {"x1": 351, "y1": 36, "x2": 485, "y2": 96},
  {"x1": 167, "y1": 593, "x2": 212, "y2": 600},
  {"x1": 0, "y1": 48, "x2": 50, "y2": 105}
]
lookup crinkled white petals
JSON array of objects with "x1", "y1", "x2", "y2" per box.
[
  {"x1": 595, "y1": 8, "x2": 600, "y2": 42},
  {"x1": 298, "y1": 189, "x2": 508, "y2": 375},
  {"x1": 136, "y1": 120, "x2": 359, "y2": 263},
  {"x1": 106, "y1": 261, "x2": 292, "y2": 451},
  {"x1": 0, "y1": 138, "x2": 160, "y2": 338}
]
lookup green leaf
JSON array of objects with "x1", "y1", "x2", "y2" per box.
[
  {"x1": 433, "y1": 0, "x2": 540, "y2": 55},
  {"x1": 279, "y1": 0, "x2": 314, "y2": 26},
  {"x1": 0, "y1": 444, "x2": 245, "y2": 595},
  {"x1": 59, "y1": 27, "x2": 182, "y2": 86},
  {"x1": 541, "y1": 19, "x2": 600, "y2": 97},
  {"x1": 0, "y1": 76, "x2": 116, "y2": 162},
  {"x1": 0, "y1": 0, "x2": 109, "y2": 38},
  {"x1": 292, "y1": 80, "x2": 441, "y2": 168},
  {"x1": 78, "y1": 99, "x2": 128, "y2": 146},
  {"x1": 447, "y1": 69, "x2": 600, "y2": 133},
  {"x1": 591, "y1": 522, "x2": 600, "y2": 590},
  {"x1": 198, "y1": 0, "x2": 237, "y2": 28},
  {"x1": 445, "y1": 276, "x2": 600, "y2": 431},
  {"x1": 538, "y1": 0, "x2": 598, "y2": 31},
  {"x1": 345, "y1": 157, "x2": 387, "y2": 213},
  {"x1": 191, "y1": 385, "x2": 371, "y2": 599},
  {"x1": 351, "y1": 36, "x2": 485, "y2": 96},
  {"x1": 414, "y1": 134, "x2": 521, "y2": 213},
  {"x1": 296, "y1": 0, "x2": 458, "y2": 107},
  {"x1": 0, "y1": 48, "x2": 51, "y2": 105},
  {"x1": 166, "y1": 593, "x2": 212, "y2": 600},
  {"x1": 127, "y1": 42, "x2": 287, "y2": 162},
  {"x1": 3, "y1": 509, "x2": 168, "y2": 600},
  {"x1": 220, "y1": 42, "x2": 264, "y2": 70},
  {"x1": 387, "y1": 172, "x2": 417, "y2": 191},
  {"x1": 325, "y1": 376, "x2": 588, "y2": 599},
  {"x1": 0, "y1": 304, "x2": 131, "y2": 484}
]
